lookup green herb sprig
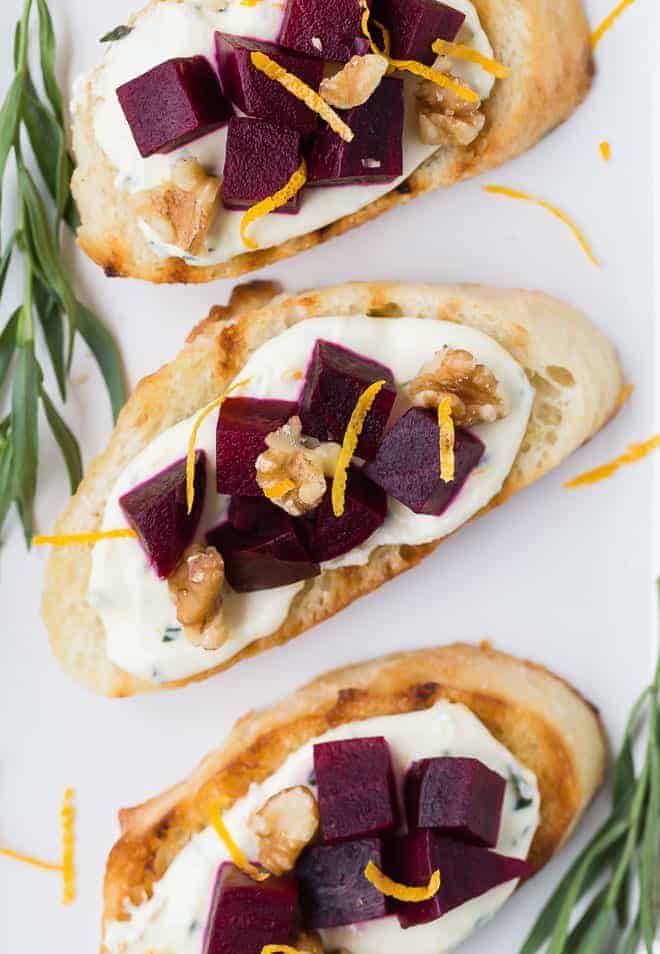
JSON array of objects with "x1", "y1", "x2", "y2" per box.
[
  {"x1": 521, "y1": 653, "x2": 660, "y2": 954},
  {"x1": 0, "y1": 0, "x2": 126, "y2": 544}
]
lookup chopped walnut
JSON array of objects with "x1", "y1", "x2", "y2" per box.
[
  {"x1": 132, "y1": 159, "x2": 221, "y2": 255},
  {"x1": 249, "y1": 786, "x2": 320, "y2": 876},
  {"x1": 255, "y1": 416, "x2": 341, "y2": 516},
  {"x1": 320, "y1": 54, "x2": 388, "y2": 109},
  {"x1": 415, "y1": 77, "x2": 485, "y2": 147},
  {"x1": 295, "y1": 932, "x2": 324, "y2": 954},
  {"x1": 408, "y1": 347, "x2": 509, "y2": 426},
  {"x1": 168, "y1": 545, "x2": 227, "y2": 650}
]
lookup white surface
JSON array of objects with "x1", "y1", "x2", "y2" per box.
[{"x1": 0, "y1": 1, "x2": 657, "y2": 952}]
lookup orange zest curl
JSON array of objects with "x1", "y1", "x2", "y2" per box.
[
  {"x1": 483, "y1": 186, "x2": 600, "y2": 266},
  {"x1": 332, "y1": 380, "x2": 386, "y2": 517},
  {"x1": 210, "y1": 808, "x2": 270, "y2": 882},
  {"x1": 591, "y1": 0, "x2": 639, "y2": 49},
  {"x1": 240, "y1": 161, "x2": 307, "y2": 250},
  {"x1": 364, "y1": 860, "x2": 441, "y2": 902},
  {"x1": 263, "y1": 478, "x2": 296, "y2": 499},
  {"x1": 251, "y1": 52, "x2": 353, "y2": 142},
  {"x1": 0, "y1": 847, "x2": 61, "y2": 872},
  {"x1": 438, "y1": 397, "x2": 455, "y2": 483},
  {"x1": 33, "y1": 529, "x2": 137, "y2": 547},
  {"x1": 565, "y1": 435, "x2": 660, "y2": 489},
  {"x1": 599, "y1": 141, "x2": 612, "y2": 161},
  {"x1": 60, "y1": 788, "x2": 76, "y2": 905},
  {"x1": 432, "y1": 38, "x2": 509, "y2": 78},
  {"x1": 261, "y1": 947, "x2": 304, "y2": 954}
]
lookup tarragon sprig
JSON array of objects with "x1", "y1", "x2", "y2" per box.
[
  {"x1": 0, "y1": 0, "x2": 126, "y2": 544},
  {"x1": 521, "y1": 644, "x2": 660, "y2": 954}
]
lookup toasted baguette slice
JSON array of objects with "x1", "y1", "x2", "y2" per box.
[
  {"x1": 42, "y1": 281, "x2": 623, "y2": 697},
  {"x1": 72, "y1": 0, "x2": 593, "y2": 284},
  {"x1": 101, "y1": 643, "x2": 607, "y2": 948}
]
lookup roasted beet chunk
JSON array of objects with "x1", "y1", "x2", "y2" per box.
[
  {"x1": 299, "y1": 339, "x2": 396, "y2": 458},
  {"x1": 117, "y1": 57, "x2": 233, "y2": 158},
  {"x1": 314, "y1": 737, "x2": 400, "y2": 842},
  {"x1": 374, "y1": 0, "x2": 465, "y2": 64},
  {"x1": 394, "y1": 831, "x2": 532, "y2": 928},
  {"x1": 216, "y1": 397, "x2": 298, "y2": 497},
  {"x1": 304, "y1": 468, "x2": 387, "y2": 563},
  {"x1": 405, "y1": 757, "x2": 506, "y2": 847},
  {"x1": 119, "y1": 451, "x2": 206, "y2": 579},
  {"x1": 203, "y1": 863, "x2": 298, "y2": 954},
  {"x1": 207, "y1": 503, "x2": 319, "y2": 592},
  {"x1": 296, "y1": 837, "x2": 388, "y2": 928},
  {"x1": 216, "y1": 34, "x2": 323, "y2": 134},
  {"x1": 278, "y1": 0, "x2": 372, "y2": 62},
  {"x1": 222, "y1": 118, "x2": 303, "y2": 213},
  {"x1": 364, "y1": 407, "x2": 485, "y2": 515},
  {"x1": 307, "y1": 77, "x2": 404, "y2": 186}
]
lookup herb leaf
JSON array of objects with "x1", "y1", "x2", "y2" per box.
[
  {"x1": 40, "y1": 386, "x2": 82, "y2": 492},
  {"x1": 34, "y1": 278, "x2": 66, "y2": 400},
  {"x1": 100, "y1": 24, "x2": 133, "y2": 43},
  {"x1": 35, "y1": 0, "x2": 63, "y2": 124},
  {"x1": 0, "y1": 428, "x2": 15, "y2": 536},
  {"x1": 0, "y1": 308, "x2": 19, "y2": 393},
  {"x1": 75, "y1": 301, "x2": 126, "y2": 422},
  {"x1": 11, "y1": 344, "x2": 39, "y2": 543}
]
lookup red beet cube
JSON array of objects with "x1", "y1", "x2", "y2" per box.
[
  {"x1": 117, "y1": 57, "x2": 233, "y2": 158},
  {"x1": 296, "y1": 837, "x2": 388, "y2": 928},
  {"x1": 203, "y1": 863, "x2": 298, "y2": 954},
  {"x1": 395, "y1": 832, "x2": 532, "y2": 928},
  {"x1": 307, "y1": 77, "x2": 404, "y2": 186},
  {"x1": 405, "y1": 758, "x2": 506, "y2": 847},
  {"x1": 278, "y1": 0, "x2": 372, "y2": 62},
  {"x1": 207, "y1": 505, "x2": 319, "y2": 592},
  {"x1": 304, "y1": 468, "x2": 387, "y2": 563},
  {"x1": 216, "y1": 397, "x2": 299, "y2": 497},
  {"x1": 364, "y1": 407, "x2": 484, "y2": 515},
  {"x1": 314, "y1": 737, "x2": 400, "y2": 842},
  {"x1": 222, "y1": 118, "x2": 303, "y2": 213},
  {"x1": 119, "y1": 451, "x2": 206, "y2": 579},
  {"x1": 374, "y1": 0, "x2": 465, "y2": 64},
  {"x1": 299, "y1": 340, "x2": 396, "y2": 458},
  {"x1": 216, "y1": 33, "x2": 323, "y2": 134}
]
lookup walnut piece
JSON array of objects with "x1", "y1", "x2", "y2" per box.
[
  {"x1": 320, "y1": 54, "x2": 388, "y2": 109},
  {"x1": 168, "y1": 545, "x2": 227, "y2": 650},
  {"x1": 255, "y1": 416, "x2": 341, "y2": 516},
  {"x1": 415, "y1": 77, "x2": 485, "y2": 147},
  {"x1": 132, "y1": 159, "x2": 221, "y2": 255},
  {"x1": 408, "y1": 347, "x2": 509, "y2": 425},
  {"x1": 249, "y1": 786, "x2": 320, "y2": 876},
  {"x1": 295, "y1": 932, "x2": 324, "y2": 954}
]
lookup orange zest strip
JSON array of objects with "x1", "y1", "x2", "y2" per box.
[
  {"x1": 263, "y1": 478, "x2": 296, "y2": 499},
  {"x1": 240, "y1": 161, "x2": 308, "y2": 251},
  {"x1": 372, "y1": 18, "x2": 392, "y2": 59},
  {"x1": 0, "y1": 847, "x2": 62, "y2": 872},
  {"x1": 483, "y1": 186, "x2": 600, "y2": 266},
  {"x1": 210, "y1": 808, "x2": 270, "y2": 882},
  {"x1": 616, "y1": 383, "x2": 634, "y2": 409},
  {"x1": 60, "y1": 788, "x2": 76, "y2": 905},
  {"x1": 599, "y1": 141, "x2": 612, "y2": 161},
  {"x1": 261, "y1": 947, "x2": 303, "y2": 954},
  {"x1": 332, "y1": 380, "x2": 386, "y2": 517},
  {"x1": 186, "y1": 379, "x2": 251, "y2": 512},
  {"x1": 364, "y1": 860, "x2": 441, "y2": 902},
  {"x1": 33, "y1": 529, "x2": 137, "y2": 547},
  {"x1": 591, "y1": 0, "x2": 639, "y2": 49},
  {"x1": 438, "y1": 397, "x2": 455, "y2": 483},
  {"x1": 565, "y1": 435, "x2": 660, "y2": 489},
  {"x1": 251, "y1": 52, "x2": 353, "y2": 142},
  {"x1": 431, "y1": 39, "x2": 509, "y2": 78}
]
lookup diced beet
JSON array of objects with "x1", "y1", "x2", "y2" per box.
[
  {"x1": 216, "y1": 397, "x2": 299, "y2": 497},
  {"x1": 119, "y1": 451, "x2": 206, "y2": 579},
  {"x1": 364, "y1": 407, "x2": 484, "y2": 515},
  {"x1": 207, "y1": 506, "x2": 319, "y2": 592},
  {"x1": 222, "y1": 118, "x2": 303, "y2": 213},
  {"x1": 227, "y1": 495, "x2": 279, "y2": 533},
  {"x1": 117, "y1": 57, "x2": 233, "y2": 158},
  {"x1": 216, "y1": 34, "x2": 323, "y2": 135},
  {"x1": 314, "y1": 737, "x2": 400, "y2": 842},
  {"x1": 304, "y1": 468, "x2": 387, "y2": 563},
  {"x1": 203, "y1": 862, "x2": 297, "y2": 954},
  {"x1": 405, "y1": 758, "x2": 506, "y2": 847},
  {"x1": 299, "y1": 340, "x2": 396, "y2": 458},
  {"x1": 296, "y1": 837, "x2": 388, "y2": 928},
  {"x1": 394, "y1": 831, "x2": 532, "y2": 928},
  {"x1": 278, "y1": 0, "x2": 372, "y2": 62},
  {"x1": 374, "y1": 0, "x2": 465, "y2": 64},
  {"x1": 307, "y1": 77, "x2": 403, "y2": 186}
]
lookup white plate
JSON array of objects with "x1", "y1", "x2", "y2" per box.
[{"x1": 0, "y1": 1, "x2": 657, "y2": 951}]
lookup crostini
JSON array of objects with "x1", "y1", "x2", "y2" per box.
[
  {"x1": 100, "y1": 643, "x2": 606, "y2": 953},
  {"x1": 42, "y1": 281, "x2": 623, "y2": 696},
  {"x1": 72, "y1": 0, "x2": 593, "y2": 283}
]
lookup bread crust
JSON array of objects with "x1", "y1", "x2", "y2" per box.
[
  {"x1": 72, "y1": 0, "x2": 593, "y2": 283},
  {"x1": 101, "y1": 642, "x2": 607, "y2": 946},
  {"x1": 42, "y1": 281, "x2": 623, "y2": 697}
]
